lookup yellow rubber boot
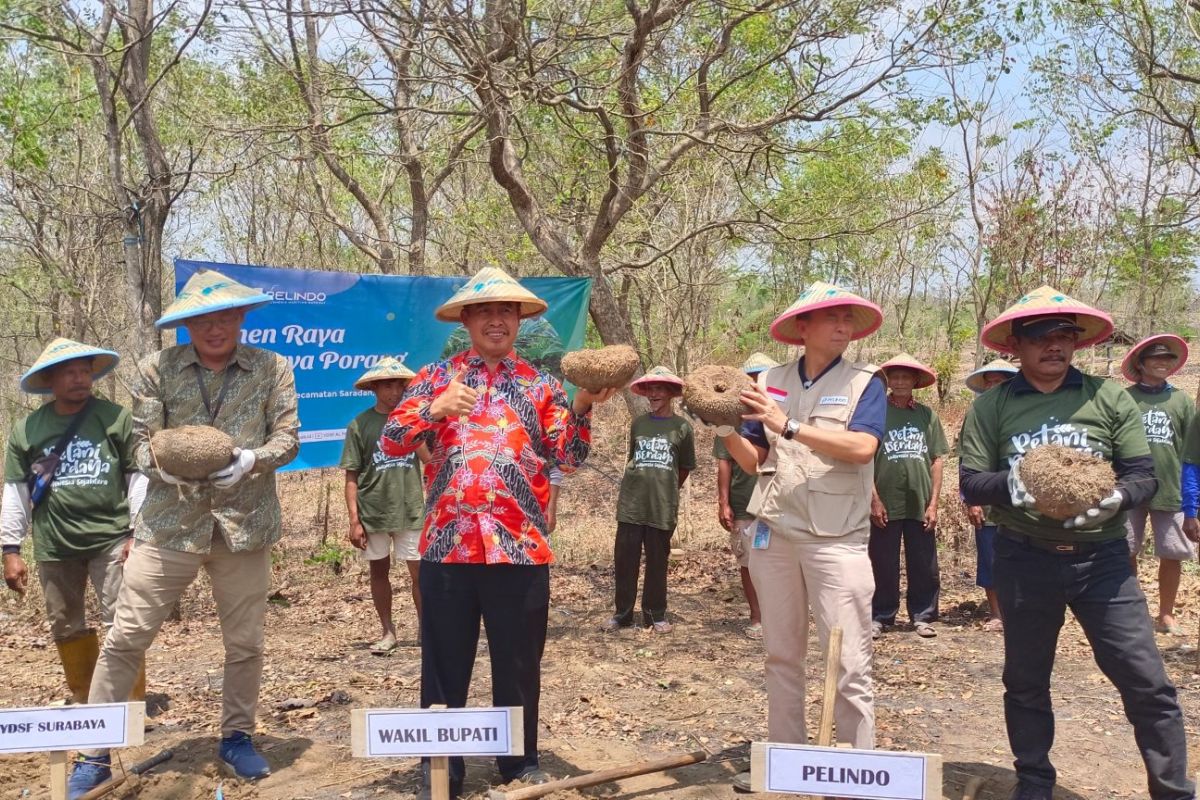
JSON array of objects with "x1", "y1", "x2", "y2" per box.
[
  {"x1": 55, "y1": 631, "x2": 100, "y2": 704},
  {"x1": 129, "y1": 658, "x2": 146, "y2": 702}
]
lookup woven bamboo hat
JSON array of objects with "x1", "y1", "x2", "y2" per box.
[
  {"x1": 156, "y1": 269, "x2": 273, "y2": 329},
  {"x1": 1121, "y1": 334, "x2": 1188, "y2": 383},
  {"x1": 770, "y1": 281, "x2": 883, "y2": 346},
  {"x1": 741, "y1": 352, "x2": 779, "y2": 375},
  {"x1": 630, "y1": 365, "x2": 684, "y2": 397},
  {"x1": 965, "y1": 358, "x2": 1019, "y2": 394},
  {"x1": 434, "y1": 267, "x2": 548, "y2": 323},
  {"x1": 21, "y1": 337, "x2": 119, "y2": 394},
  {"x1": 880, "y1": 352, "x2": 937, "y2": 389},
  {"x1": 980, "y1": 285, "x2": 1113, "y2": 354},
  {"x1": 354, "y1": 357, "x2": 418, "y2": 391}
]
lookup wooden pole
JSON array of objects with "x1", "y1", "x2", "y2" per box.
[
  {"x1": 49, "y1": 751, "x2": 69, "y2": 800},
  {"x1": 486, "y1": 751, "x2": 707, "y2": 800},
  {"x1": 816, "y1": 626, "x2": 844, "y2": 748},
  {"x1": 430, "y1": 704, "x2": 449, "y2": 800}
]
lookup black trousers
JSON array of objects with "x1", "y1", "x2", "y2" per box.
[
  {"x1": 994, "y1": 531, "x2": 1193, "y2": 799},
  {"x1": 419, "y1": 561, "x2": 549, "y2": 784},
  {"x1": 613, "y1": 522, "x2": 673, "y2": 625},
  {"x1": 869, "y1": 518, "x2": 940, "y2": 624}
]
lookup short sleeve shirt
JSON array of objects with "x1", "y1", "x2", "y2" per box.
[
  {"x1": 874, "y1": 402, "x2": 949, "y2": 521},
  {"x1": 741, "y1": 357, "x2": 886, "y2": 447},
  {"x1": 4, "y1": 398, "x2": 135, "y2": 560},
  {"x1": 713, "y1": 437, "x2": 756, "y2": 520},
  {"x1": 958, "y1": 368, "x2": 1150, "y2": 541},
  {"x1": 1126, "y1": 384, "x2": 1194, "y2": 511},
  {"x1": 340, "y1": 407, "x2": 424, "y2": 533},
  {"x1": 616, "y1": 414, "x2": 696, "y2": 531}
]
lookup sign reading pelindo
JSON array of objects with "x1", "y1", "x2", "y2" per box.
[
  {"x1": 751, "y1": 742, "x2": 941, "y2": 800},
  {"x1": 0, "y1": 703, "x2": 145, "y2": 754},
  {"x1": 174, "y1": 259, "x2": 593, "y2": 471},
  {"x1": 351, "y1": 707, "x2": 523, "y2": 758}
]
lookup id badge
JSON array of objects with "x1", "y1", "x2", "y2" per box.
[{"x1": 752, "y1": 520, "x2": 771, "y2": 549}]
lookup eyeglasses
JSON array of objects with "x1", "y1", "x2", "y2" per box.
[{"x1": 187, "y1": 311, "x2": 243, "y2": 332}]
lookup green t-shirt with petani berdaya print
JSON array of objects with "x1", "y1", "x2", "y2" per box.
[
  {"x1": 874, "y1": 402, "x2": 949, "y2": 521},
  {"x1": 3, "y1": 398, "x2": 135, "y2": 561},
  {"x1": 959, "y1": 368, "x2": 1151, "y2": 542},
  {"x1": 616, "y1": 414, "x2": 696, "y2": 532},
  {"x1": 1126, "y1": 384, "x2": 1194, "y2": 512}
]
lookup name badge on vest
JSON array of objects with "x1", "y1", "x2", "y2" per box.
[{"x1": 818, "y1": 395, "x2": 849, "y2": 406}]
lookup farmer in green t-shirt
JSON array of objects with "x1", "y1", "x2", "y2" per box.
[
  {"x1": 959, "y1": 286, "x2": 1192, "y2": 800},
  {"x1": 962, "y1": 358, "x2": 1019, "y2": 632},
  {"x1": 1, "y1": 338, "x2": 147, "y2": 706},
  {"x1": 712, "y1": 352, "x2": 777, "y2": 640},
  {"x1": 869, "y1": 353, "x2": 947, "y2": 639},
  {"x1": 1120, "y1": 335, "x2": 1197, "y2": 637},
  {"x1": 605, "y1": 366, "x2": 696, "y2": 634},
  {"x1": 341, "y1": 357, "x2": 425, "y2": 655}
]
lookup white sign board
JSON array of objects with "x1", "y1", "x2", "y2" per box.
[
  {"x1": 751, "y1": 742, "x2": 941, "y2": 800},
  {"x1": 0, "y1": 703, "x2": 145, "y2": 754},
  {"x1": 351, "y1": 707, "x2": 523, "y2": 758}
]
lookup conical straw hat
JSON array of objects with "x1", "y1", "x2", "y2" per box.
[
  {"x1": 20, "y1": 337, "x2": 119, "y2": 394},
  {"x1": 980, "y1": 285, "x2": 1113, "y2": 354},
  {"x1": 1121, "y1": 334, "x2": 1188, "y2": 383},
  {"x1": 435, "y1": 267, "x2": 548, "y2": 323},
  {"x1": 880, "y1": 352, "x2": 937, "y2": 389},
  {"x1": 965, "y1": 358, "x2": 1019, "y2": 394},
  {"x1": 741, "y1": 352, "x2": 779, "y2": 375},
  {"x1": 156, "y1": 269, "x2": 273, "y2": 329},
  {"x1": 630, "y1": 365, "x2": 684, "y2": 397},
  {"x1": 770, "y1": 282, "x2": 883, "y2": 346},
  {"x1": 354, "y1": 356, "x2": 418, "y2": 391}
]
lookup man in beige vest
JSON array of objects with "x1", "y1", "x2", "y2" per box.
[{"x1": 718, "y1": 282, "x2": 886, "y2": 792}]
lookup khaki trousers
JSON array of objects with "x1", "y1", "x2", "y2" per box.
[
  {"x1": 38, "y1": 538, "x2": 126, "y2": 641},
  {"x1": 748, "y1": 526, "x2": 875, "y2": 748},
  {"x1": 86, "y1": 532, "x2": 270, "y2": 751}
]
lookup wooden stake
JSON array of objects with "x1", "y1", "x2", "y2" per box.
[
  {"x1": 816, "y1": 626, "x2": 843, "y2": 748},
  {"x1": 49, "y1": 750, "x2": 69, "y2": 800},
  {"x1": 430, "y1": 704, "x2": 449, "y2": 800}
]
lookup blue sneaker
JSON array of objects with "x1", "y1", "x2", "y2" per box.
[
  {"x1": 67, "y1": 754, "x2": 111, "y2": 799},
  {"x1": 219, "y1": 731, "x2": 270, "y2": 780}
]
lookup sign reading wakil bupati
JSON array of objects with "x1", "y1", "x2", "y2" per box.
[
  {"x1": 0, "y1": 703, "x2": 145, "y2": 754},
  {"x1": 351, "y1": 707, "x2": 523, "y2": 758},
  {"x1": 751, "y1": 742, "x2": 942, "y2": 800}
]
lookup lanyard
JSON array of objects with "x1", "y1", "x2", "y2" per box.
[{"x1": 193, "y1": 362, "x2": 235, "y2": 424}]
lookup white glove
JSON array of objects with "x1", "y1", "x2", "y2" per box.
[
  {"x1": 682, "y1": 405, "x2": 735, "y2": 437},
  {"x1": 1063, "y1": 490, "x2": 1123, "y2": 530},
  {"x1": 1007, "y1": 458, "x2": 1036, "y2": 509},
  {"x1": 209, "y1": 448, "x2": 257, "y2": 489}
]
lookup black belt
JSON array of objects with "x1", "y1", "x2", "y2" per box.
[{"x1": 997, "y1": 529, "x2": 1113, "y2": 555}]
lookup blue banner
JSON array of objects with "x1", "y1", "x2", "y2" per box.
[{"x1": 174, "y1": 259, "x2": 593, "y2": 471}]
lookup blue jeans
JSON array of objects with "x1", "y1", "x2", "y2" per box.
[{"x1": 994, "y1": 531, "x2": 1193, "y2": 799}]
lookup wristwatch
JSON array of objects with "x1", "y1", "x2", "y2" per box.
[{"x1": 782, "y1": 418, "x2": 801, "y2": 440}]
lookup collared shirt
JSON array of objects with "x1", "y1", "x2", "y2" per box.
[
  {"x1": 133, "y1": 344, "x2": 300, "y2": 553},
  {"x1": 380, "y1": 349, "x2": 591, "y2": 565},
  {"x1": 741, "y1": 355, "x2": 887, "y2": 447}
]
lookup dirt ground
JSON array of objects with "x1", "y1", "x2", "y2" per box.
[{"x1": 4, "y1": 391, "x2": 1200, "y2": 800}]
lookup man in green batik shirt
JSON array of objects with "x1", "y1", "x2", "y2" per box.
[
  {"x1": 606, "y1": 366, "x2": 695, "y2": 634},
  {"x1": 712, "y1": 352, "x2": 777, "y2": 640},
  {"x1": 868, "y1": 354, "x2": 948, "y2": 639},
  {"x1": 342, "y1": 357, "x2": 425, "y2": 655},
  {"x1": 1120, "y1": 335, "x2": 1197, "y2": 636},
  {"x1": 71, "y1": 269, "x2": 299, "y2": 797}
]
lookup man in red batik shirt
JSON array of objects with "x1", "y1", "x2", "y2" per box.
[{"x1": 381, "y1": 267, "x2": 615, "y2": 798}]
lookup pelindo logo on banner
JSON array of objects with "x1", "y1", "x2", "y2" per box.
[{"x1": 174, "y1": 259, "x2": 593, "y2": 471}]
